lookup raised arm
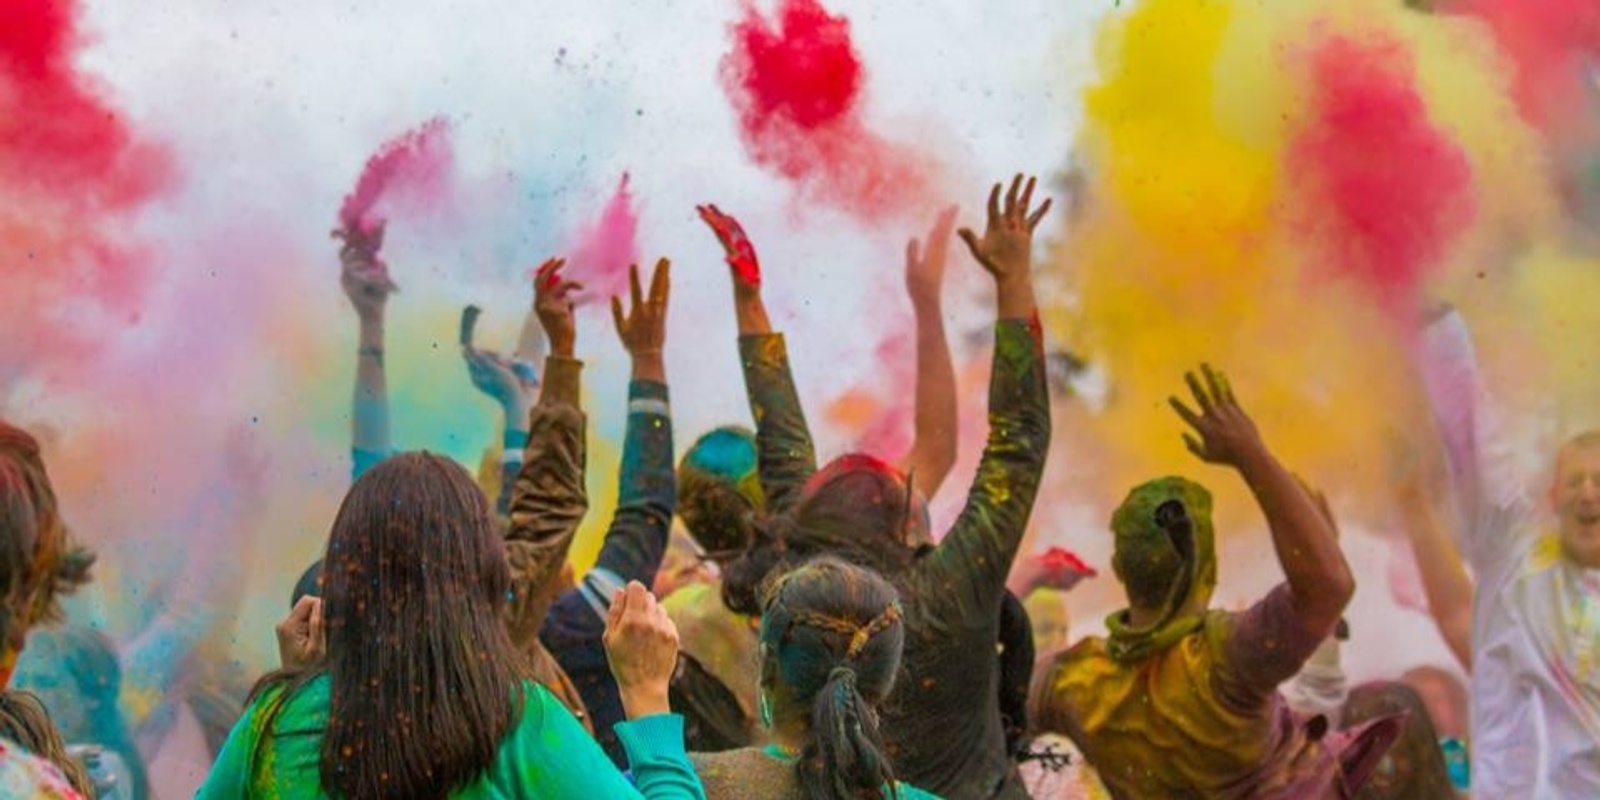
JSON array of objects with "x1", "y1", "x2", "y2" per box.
[
  {"x1": 1392, "y1": 433, "x2": 1474, "y2": 670},
  {"x1": 1414, "y1": 305, "x2": 1530, "y2": 570},
  {"x1": 926, "y1": 175, "x2": 1054, "y2": 608},
  {"x1": 586, "y1": 259, "x2": 676, "y2": 602},
  {"x1": 504, "y1": 259, "x2": 588, "y2": 650},
  {"x1": 336, "y1": 223, "x2": 398, "y2": 480},
  {"x1": 1171, "y1": 365, "x2": 1354, "y2": 639},
  {"x1": 897, "y1": 205, "x2": 961, "y2": 498},
  {"x1": 697, "y1": 204, "x2": 817, "y2": 513},
  {"x1": 462, "y1": 315, "x2": 539, "y2": 518}
]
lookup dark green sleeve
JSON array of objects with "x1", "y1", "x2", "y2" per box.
[
  {"x1": 738, "y1": 333, "x2": 817, "y2": 514},
  {"x1": 922, "y1": 319, "x2": 1051, "y2": 616}
]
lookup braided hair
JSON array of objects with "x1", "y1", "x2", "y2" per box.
[{"x1": 759, "y1": 556, "x2": 906, "y2": 800}]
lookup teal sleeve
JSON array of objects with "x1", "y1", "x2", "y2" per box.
[
  {"x1": 615, "y1": 714, "x2": 708, "y2": 799},
  {"x1": 194, "y1": 694, "x2": 262, "y2": 798},
  {"x1": 501, "y1": 687, "x2": 705, "y2": 798}
]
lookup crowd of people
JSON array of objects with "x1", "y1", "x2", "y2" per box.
[{"x1": 0, "y1": 172, "x2": 1595, "y2": 798}]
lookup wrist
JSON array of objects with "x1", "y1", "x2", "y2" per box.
[
  {"x1": 631, "y1": 352, "x2": 666, "y2": 383},
  {"x1": 1233, "y1": 445, "x2": 1279, "y2": 482},
  {"x1": 549, "y1": 336, "x2": 575, "y2": 358},
  {"x1": 619, "y1": 684, "x2": 672, "y2": 720},
  {"x1": 995, "y1": 276, "x2": 1036, "y2": 320}
]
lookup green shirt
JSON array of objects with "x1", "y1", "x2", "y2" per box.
[{"x1": 197, "y1": 676, "x2": 706, "y2": 799}]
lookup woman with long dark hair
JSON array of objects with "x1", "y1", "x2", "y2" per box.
[
  {"x1": 197, "y1": 451, "x2": 704, "y2": 798},
  {"x1": 693, "y1": 557, "x2": 940, "y2": 799}
]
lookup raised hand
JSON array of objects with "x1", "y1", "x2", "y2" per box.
[
  {"x1": 611, "y1": 258, "x2": 671, "y2": 359},
  {"x1": 907, "y1": 204, "x2": 959, "y2": 308},
  {"x1": 464, "y1": 347, "x2": 534, "y2": 414},
  {"x1": 534, "y1": 257, "x2": 581, "y2": 358},
  {"x1": 603, "y1": 581, "x2": 680, "y2": 719},
  {"x1": 1168, "y1": 364, "x2": 1265, "y2": 470},
  {"x1": 697, "y1": 204, "x2": 761, "y2": 294},
  {"x1": 276, "y1": 596, "x2": 326, "y2": 671},
  {"x1": 334, "y1": 223, "x2": 398, "y2": 320},
  {"x1": 958, "y1": 174, "x2": 1052, "y2": 283}
]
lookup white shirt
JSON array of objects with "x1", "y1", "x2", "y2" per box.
[{"x1": 1422, "y1": 310, "x2": 1600, "y2": 797}]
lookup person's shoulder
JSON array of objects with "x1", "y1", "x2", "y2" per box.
[
  {"x1": 0, "y1": 738, "x2": 86, "y2": 799},
  {"x1": 891, "y1": 780, "x2": 948, "y2": 799}
]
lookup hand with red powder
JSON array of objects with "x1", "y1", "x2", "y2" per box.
[
  {"x1": 697, "y1": 204, "x2": 761, "y2": 294},
  {"x1": 334, "y1": 222, "x2": 397, "y2": 321},
  {"x1": 534, "y1": 258, "x2": 581, "y2": 359},
  {"x1": 1009, "y1": 546, "x2": 1097, "y2": 597}
]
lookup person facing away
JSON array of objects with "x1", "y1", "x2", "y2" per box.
[
  {"x1": 195, "y1": 453, "x2": 706, "y2": 799},
  {"x1": 0, "y1": 419, "x2": 98, "y2": 798},
  {"x1": 1338, "y1": 682, "x2": 1457, "y2": 800},
  {"x1": 691, "y1": 557, "x2": 942, "y2": 800},
  {"x1": 1031, "y1": 366, "x2": 1400, "y2": 799},
  {"x1": 1412, "y1": 305, "x2": 1600, "y2": 796},
  {"x1": 718, "y1": 175, "x2": 1055, "y2": 800}
]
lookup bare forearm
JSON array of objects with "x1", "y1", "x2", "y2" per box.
[
  {"x1": 1399, "y1": 486, "x2": 1475, "y2": 668},
  {"x1": 352, "y1": 313, "x2": 391, "y2": 454},
  {"x1": 901, "y1": 294, "x2": 958, "y2": 496},
  {"x1": 734, "y1": 291, "x2": 772, "y2": 336},
  {"x1": 1238, "y1": 450, "x2": 1353, "y2": 630}
]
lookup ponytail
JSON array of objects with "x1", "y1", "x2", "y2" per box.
[{"x1": 798, "y1": 665, "x2": 898, "y2": 800}]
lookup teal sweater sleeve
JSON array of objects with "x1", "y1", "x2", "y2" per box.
[{"x1": 501, "y1": 686, "x2": 706, "y2": 799}]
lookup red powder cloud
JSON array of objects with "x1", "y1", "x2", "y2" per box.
[
  {"x1": 339, "y1": 116, "x2": 456, "y2": 238},
  {"x1": 0, "y1": 0, "x2": 172, "y2": 381},
  {"x1": 720, "y1": 0, "x2": 937, "y2": 220},
  {"x1": 1448, "y1": 0, "x2": 1600, "y2": 136},
  {"x1": 1288, "y1": 34, "x2": 1476, "y2": 315},
  {"x1": 564, "y1": 173, "x2": 640, "y2": 305}
]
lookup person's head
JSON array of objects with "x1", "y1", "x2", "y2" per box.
[
  {"x1": 1110, "y1": 476, "x2": 1215, "y2": 622},
  {"x1": 1342, "y1": 682, "x2": 1456, "y2": 800},
  {"x1": 1023, "y1": 588, "x2": 1072, "y2": 659},
  {"x1": 1399, "y1": 665, "x2": 1469, "y2": 740},
  {"x1": 757, "y1": 557, "x2": 905, "y2": 800},
  {"x1": 0, "y1": 421, "x2": 93, "y2": 686},
  {"x1": 1552, "y1": 431, "x2": 1600, "y2": 567},
  {"x1": 0, "y1": 690, "x2": 93, "y2": 796},
  {"x1": 678, "y1": 426, "x2": 764, "y2": 562},
  {"x1": 289, "y1": 452, "x2": 526, "y2": 799},
  {"x1": 720, "y1": 454, "x2": 927, "y2": 616}
]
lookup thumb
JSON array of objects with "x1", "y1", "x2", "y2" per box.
[{"x1": 957, "y1": 228, "x2": 983, "y2": 261}]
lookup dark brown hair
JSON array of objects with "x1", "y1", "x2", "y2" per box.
[
  {"x1": 257, "y1": 452, "x2": 526, "y2": 799},
  {"x1": 723, "y1": 455, "x2": 923, "y2": 616}
]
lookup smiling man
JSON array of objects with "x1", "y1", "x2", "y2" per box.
[{"x1": 1416, "y1": 307, "x2": 1600, "y2": 796}]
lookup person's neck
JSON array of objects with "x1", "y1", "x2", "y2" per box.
[
  {"x1": 767, "y1": 720, "x2": 808, "y2": 756},
  {"x1": 1126, "y1": 606, "x2": 1163, "y2": 629}
]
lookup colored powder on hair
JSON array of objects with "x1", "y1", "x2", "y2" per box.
[
  {"x1": 338, "y1": 116, "x2": 455, "y2": 240},
  {"x1": 1286, "y1": 32, "x2": 1476, "y2": 315},
  {"x1": 564, "y1": 173, "x2": 640, "y2": 304},
  {"x1": 719, "y1": 0, "x2": 938, "y2": 219}
]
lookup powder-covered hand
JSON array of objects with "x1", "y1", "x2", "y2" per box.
[
  {"x1": 276, "y1": 595, "x2": 326, "y2": 671},
  {"x1": 534, "y1": 258, "x2": 581, "y2": 358},
  {"x1": 464, "y1": 347, "x2": 535, "y2": 415},
  {"x1": 697, "y1": 203, "x2": 761, "y2": 295},
  {"x1": 335, "y1": 222, "x2": 397, "y2": 320},
  {"x1": 1168, "y1": 363, "x2": 1265, "y2": 469},
  {"x1": 604, "y1": 581, "x2": 680, "y2": 720}
]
